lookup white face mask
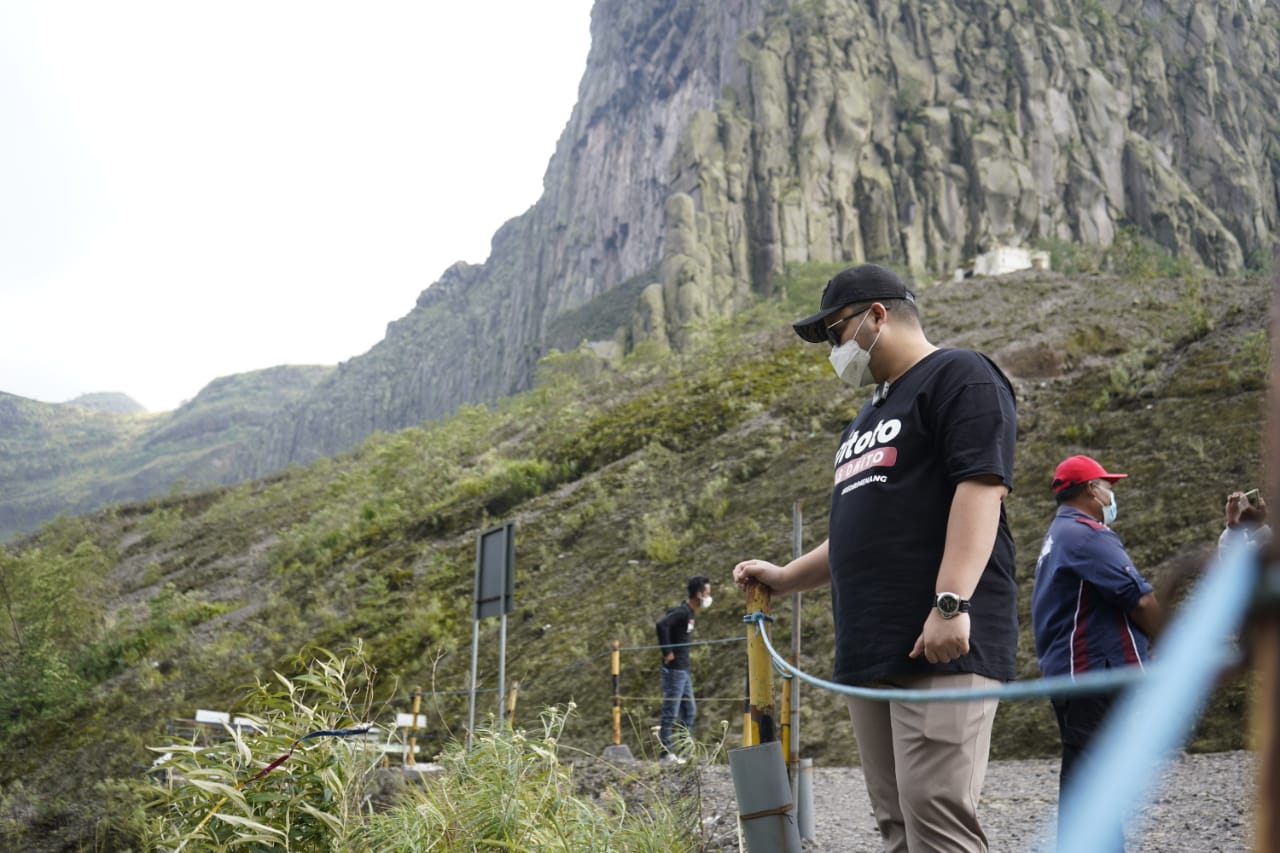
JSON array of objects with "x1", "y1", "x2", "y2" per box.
[
  {"x1": 700, "y1": 595, "x2": 713, "y2": 610},
  {"x1": 827, "y1": 313, "x2": 878, "y2": 387}
]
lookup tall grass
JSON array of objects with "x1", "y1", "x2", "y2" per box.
[
  {"x1": 365, "y1": 707, "x2": 699, "y2": 853},
  {"x1": 143, "y1": 646, "x2": 703, "y2": 852}
]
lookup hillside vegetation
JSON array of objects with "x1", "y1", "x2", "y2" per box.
[
  {"x1": 0, "y1": 257, "x2": 1270, "y2": 850},
  {"x1": 0, "y1": 365, "x2": 333, "y2": 542}
]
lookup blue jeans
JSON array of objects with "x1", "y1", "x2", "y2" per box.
[{"x1": 659, "y1": 666, "x2": 695, "y2": 753}]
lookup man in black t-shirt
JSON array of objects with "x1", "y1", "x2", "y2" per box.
[
  {"x1": 654, "y1": 575, "x2": 712, "y2": 762},
  {"x1": 734, "y1": 264, "x2": 1017, "y2": 853}
]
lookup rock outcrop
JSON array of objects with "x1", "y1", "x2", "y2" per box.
[{"x1": 242, "y1": 0, "x2": 1279, "y2": 471}]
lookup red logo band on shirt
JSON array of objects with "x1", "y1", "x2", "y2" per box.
[{"x1": 835, "y1": 446, "x2": 898, "y2": 486}]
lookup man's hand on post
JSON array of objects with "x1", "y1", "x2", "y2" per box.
[{"x1": 732, "y1": 559, "x2": 784, "y2": 594}]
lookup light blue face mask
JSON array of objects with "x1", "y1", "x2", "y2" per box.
[{"x1": 1097, "y1": 485, "x2": 1118, "y2": 525}]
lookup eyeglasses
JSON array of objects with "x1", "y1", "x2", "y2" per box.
[{"x1": 825, "y1": 306, "x2": 871, "y2": 347}]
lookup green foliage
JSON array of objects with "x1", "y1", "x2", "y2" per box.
[
  {"x1": 366, "y1": 706, "x2": 696, "y2": 852},
  {"x1": 145, "y1": 649, "x2": 695, "y2": 852},
  {"x1": 543, "y1": 272, "x2": 654, "y2": 353},
  {"x1": 545, "y1": 343, "x2": 813, "y2": 476},
  {"x1": 0, "y1": 540, "x2": 108, "y2": 723},
  {"x1": 1036, "y1": 227, "x2": 1203, "y2": 281},
  {"x1": 142, "y1": 506, "x2": 184, "y2": 543},
  {"x1": 454, "y1": 458, "x2": 565, "y2": 516},
  {"x1": 79, "y1": 584, "x2": 235, "y2": 682},
  {"x1": 1177, "y1": 276, "x2": 1214, "y2": 343},
  {"x1": 634, "y1": 506, "x2": 691, "y2": 565},
  {"x1": 1089, "y1": 348, "x2": 1161, "y2": 410},
  {"x1": 144, "y1": 644, "x2": 384, "y2": 851},
  {"x1": 1244, "y1": 244, "x2": 1273, "y2": 275},
  {"x1": 895, "y1": 78, "x2": 926, "y2": 122},
  {"x1": 1233, "y1": 330, "x2": 1270, "y2": 387},
  {"x1": 1036, "y1": 236, "x2": 1103, "y2": 275}
]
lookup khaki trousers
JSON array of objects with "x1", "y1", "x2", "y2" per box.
[{"x1": 846, "y1": 672, "x2": 999, "y2": 853}]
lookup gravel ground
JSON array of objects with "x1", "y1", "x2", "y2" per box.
[{"x1": 695, "y1": 750, "x2": 1254, "y2": 852}]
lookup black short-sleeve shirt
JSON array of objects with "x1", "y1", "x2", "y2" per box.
[{"x1": 827, "y1": 348, "x2": 1019, "y2": 685}]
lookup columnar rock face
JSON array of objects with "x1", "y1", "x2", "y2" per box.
[{"x1": 248, "y1": 0, "x2": 1280, "y2": 474}]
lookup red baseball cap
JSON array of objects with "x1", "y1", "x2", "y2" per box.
[{"x1": 1052, "y1": 455, "x2": 1128, "y2": 493}]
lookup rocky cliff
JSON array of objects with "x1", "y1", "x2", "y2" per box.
[{"x1": 246, "y1": 0, "x2": 1278, "y2": 472}]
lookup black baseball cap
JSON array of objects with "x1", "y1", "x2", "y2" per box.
[{"x1": 792, "y1": 264, "x2": 917, "y2": 343}]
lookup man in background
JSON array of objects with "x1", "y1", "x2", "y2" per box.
[
  {"x1": 1220, "y1": 489, "x2": 1270, "y2": 555},
  {"x1": 1032, "y1": 454, "x2": 1162, "y2": 851},
  {"x1": 655, "y1": 575, "x2": 712, "y2": 763}
]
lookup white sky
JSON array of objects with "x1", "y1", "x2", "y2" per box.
[{"x1": 0, "y1": 1, "x2": 593, "y2": 412}]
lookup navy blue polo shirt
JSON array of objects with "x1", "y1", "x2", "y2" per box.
[{"x1": 1031, "y1": 507, "x2": 1154, "y2": 677}]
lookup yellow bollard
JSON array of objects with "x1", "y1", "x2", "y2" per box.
[
  {"x1": 611, "y1": 640, "x2": 622, "y2": 746},
  {"x1": 507, "y1": 680, "x2": 519, "y2": 727},
  {"x1": 745, "y1": 582, "x2": 776, "y2": 745},
  {"x1": 406, "y1": 686, "x2": 422, "y2": 766}
]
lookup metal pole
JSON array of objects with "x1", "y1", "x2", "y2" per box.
[
  {"x1": 729, "y1": 739, "x2": 803, "y2": 852},
  {"x1": 467, "y1": 616, "x2": 480, "y2": 751},
  {"x1": 790, "y1": 501, "x2": 803, "y2": 776},
  {"x1": 498, "y1": 611, "x2": 508, "y2": 720},
  {"x1": 611, "y1": 640, "x2": 622, "y2": 746},
  {"x1": 780, "y1": 672, "x2": 793, "y2": 761}
]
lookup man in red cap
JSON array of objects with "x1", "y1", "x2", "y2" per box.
[{"x1": 1031, "y1": 455, "x2": 1162, "y2": 850}]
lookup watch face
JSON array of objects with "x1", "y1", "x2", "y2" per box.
[{"x1": 936, "y1": 593, "x2": 960, "y2": 615}]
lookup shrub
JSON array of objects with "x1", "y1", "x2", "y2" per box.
[
  {"x1": 143, "y1": 644, "x2": 385, "y2": 851},
  {"x1": 144, "y1": 648, "x2": 699, "y2": 852},
  {"x1": 365, "y1": 706, "x2": 696, "y2": 852}
]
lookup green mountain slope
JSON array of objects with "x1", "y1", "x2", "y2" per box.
[
  {"x1": 0, "y1": 365, "x2": 333, "y2": 542},
  {"x1": 0, "y1": 264, "x2": 1270, "y2": 850}
]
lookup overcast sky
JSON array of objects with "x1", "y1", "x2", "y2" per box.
[{"x1": 0, "y1": 1, "x2": 593, "y2": 412}]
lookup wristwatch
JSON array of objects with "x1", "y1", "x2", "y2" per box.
[{"x1": 934, "y1": 592, "x2": 971, "y2": 619}]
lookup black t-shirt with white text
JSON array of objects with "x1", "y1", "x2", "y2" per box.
[{"x1": 827, "y1": 347, "x2": 1018, "y2": 685}]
